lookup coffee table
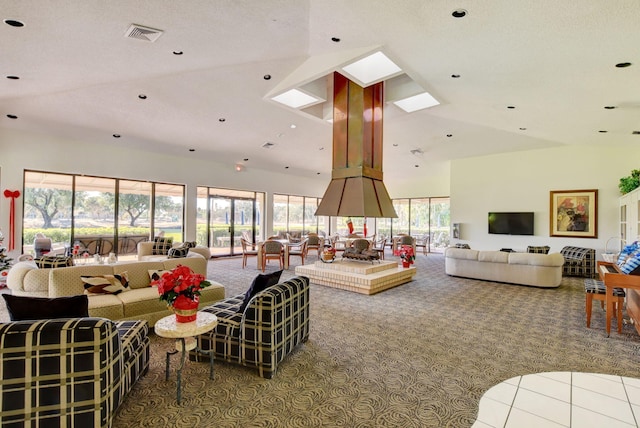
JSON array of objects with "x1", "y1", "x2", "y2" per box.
[{"x1": 154, "y1": 311, "x2": 218, "y2": 404}]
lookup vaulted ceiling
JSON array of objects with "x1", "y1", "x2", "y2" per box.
[{"x1": 2, "y1": 1, "x2": 639, "y2": 182}]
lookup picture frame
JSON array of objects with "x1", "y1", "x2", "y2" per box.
[{"x1": 549, "y1": 189, "x2": 598, "y2": 238}]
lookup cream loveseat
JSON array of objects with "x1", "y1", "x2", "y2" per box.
[
  {"x1": 6, "y1": 256, "x2": 225, "y2": 326},
  {"x1": 444, "y1": 247, "x2": 565, "y2": 288}
]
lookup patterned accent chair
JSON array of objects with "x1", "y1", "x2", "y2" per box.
[
  {"x1": 560, "y1": 246, "x2": 596, "y2": 278},
  {"x1": 0, "y1": 318, "x2": 149, "y2": 427},
  {"x1": 193, "y1": 276, "x2": 310, "y2": 379}
]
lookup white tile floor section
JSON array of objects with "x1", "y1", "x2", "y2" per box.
[{"x1": 472, "y1": 372, "x2": 640, "y2": 427}]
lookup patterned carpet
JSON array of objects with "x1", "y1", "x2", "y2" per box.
[{"x1": 4, "y1": 253, "x2": 640, "y2": 427}]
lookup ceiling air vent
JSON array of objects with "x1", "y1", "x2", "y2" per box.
[
  {"x1": 262, "y1": 142, "x2": 276, "y2": 149},
  {"x1": 124, "y1": 24, "x2": 164, "y2": 42}
]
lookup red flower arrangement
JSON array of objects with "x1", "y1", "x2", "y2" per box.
[
  {"x1": 152, "y1": 265, "x2": 211, "y2": 306},
  {"x1": 395, "y1": 244, "x2": 415, "y2": 264}
]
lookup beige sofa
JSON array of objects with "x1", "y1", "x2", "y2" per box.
[
  {"x1": 137, "y1": 241, "x2": 211, "y2": 261},
  {"x1": 6, "y1": 256, "x2": 225, "y2": 326},
  {"x1": 444, "y1": 247, "x2": 565, "y2": 288}
]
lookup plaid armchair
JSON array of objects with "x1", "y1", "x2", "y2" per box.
[
  {"x1": 0, "y1": 318, "x2": 149, "y2": 428},
  {"x1": 560, "y1": 246, "x2": 596, "y2": 278},
  {"x1": 193, "y1": 276, "x2": 310, "y2": 379}
]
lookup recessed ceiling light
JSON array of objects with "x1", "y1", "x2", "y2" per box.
[
  {"x1": 6, "y1": 75, "x2": 19, "y2": 80},
  {"x1": 189, "y1": 148, "x2": 195, "y2": 152},
  {"x1": 331, "y1": 37, "x2": 340, "y2": 42},
  {"x1": 138, "y1": 94, "x2": 147, "y2": 99},
  {"x1": 6, "y1": 114, "x2": 18, "y2": 119},
  {"x1": 243, "y1": 158, "x2": 249, "y2": 161},
  {"x1": 113, "y1": 134, "x2": 121, "y2": 138},
  {"x1": 598, "y1": 130, "x2": 608, "y2": 133},
  {"x1": 290, "y1": 124, "x2": 297, "y2": 129},
  {"x1": 519, "y1": 127, "x2": 527, "y2": 131},
  {"x1": 633, "y1": 131, "x2": 640, "y2": 135},
  {"x1": 451, "y1": 74, "x2": 461, "y2": 78},
  {"x1": 342, "y1": 51, "x2": 402, "y2": 85},
  {"x1": 446, "y1": 134, "x2": 453, "y2": 138},
  {"x1": 393, "y1": 92, "x2": 440, "y2": 113},
  {"x1": 452, "y1": 9, "x2": 467, "y2": 18},
  {"x1": 319, "y1": 147, "x2": 324, "y2": 151},
  {"x1": 4, "y1": 19, "x2": 24, "y2": 27},
  {"x1": 316, "y1": 172, "x2": 321, "y2": 175},
  {"x1": 219, "y1": 118, "x2": 226, "y2": 122},
  {"x1": 262, "y1": 142, "x2": 275, "y2": 149},
  {"x1": 615, "y1": 62, "x2": 632, "y2": 68},
  {"x1": 393, "y1": 143, "x2": 399, "y2": 147},
  {"x1": 604, "y1": 106, "x2": 616, "y2": 109},
  {"x1": 263, "y1": 74, "x2": 271, "y2": 80},
  {"x1": 415, "y1": 165, "x2": 420, "y2": 168},
  {"x1": 285, "y1": 166, "x2": 289, "y2": 169},
  {"x1": 172, "y1": 51, "x2": 183, "y2": 55},
  {"x1": 507, "y1": 106, "x2": 516, "y2": 109},
  {"x1": 235, "y1": 164, "x2": 244, "y2": 172},
  {"x1": 272, "y1": 89, "x2": 321, "y2": 109}
]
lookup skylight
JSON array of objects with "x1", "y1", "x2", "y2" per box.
[
  {"x1": 393, "y1": 92, "x2": 440, "y2": 113},
  {"x1": 341, "y1": 51, "x2": 402, "y2": 86},
  {"x1": 272, "y1": 89, "x2": 321, "y2": 109}
]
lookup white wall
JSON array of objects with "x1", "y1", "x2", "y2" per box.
[
  {"x1": 0, "y1": 128, "x2": 330, "y2": 257},
  {"x1": 450, "y1": 145, "x2": 640, "y2": 256}
]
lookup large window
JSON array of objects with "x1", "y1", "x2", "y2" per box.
[
  {"x1": 273, "y1": 194, "x2": 324, "y2": 235},
  {"x1": 22, "y1": 170, "x2": 184, "y2": 257}
]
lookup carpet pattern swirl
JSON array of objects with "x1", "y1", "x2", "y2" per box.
[{"x1": 5, "y1": 253, "x2": 639, "y2": 427}]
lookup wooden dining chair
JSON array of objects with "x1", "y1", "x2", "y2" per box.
[
  {"x1": 241, "y1": 238, "x2": 258, "y2": 269},
  {"x1": 262, "y1": 240, "x2": 284, "y2": 272},
  {"x1": 288, "y1": 239, "x2": 308, "y2": 267}
]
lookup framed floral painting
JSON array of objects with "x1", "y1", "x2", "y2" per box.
[{"x1": 549, "y1": 189, "x2": 598, "y2": 238}]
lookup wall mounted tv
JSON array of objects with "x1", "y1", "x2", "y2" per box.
[{"x1": 488, "y1": 212, "x2": 534, "y2": 235}]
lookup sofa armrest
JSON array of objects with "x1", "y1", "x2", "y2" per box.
[
  {"x1": 0, "y1": 318, "x2": 124, "y2": 427},
  {"x1": 137, "y1": 241, "x2": 154, "y2": 259},
  {"x1": 6, "y1": 261, "x2": 39, "y2": 295}
]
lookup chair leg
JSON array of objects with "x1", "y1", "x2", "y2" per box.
[
  {"x1": 617, "y1": 299, "x2": 623, "y2": 334},
  {"x1": 586, "y1": 293, "x2": 593, "y2": 328}
]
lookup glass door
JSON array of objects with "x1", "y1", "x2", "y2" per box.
[{"x1": 208, "y1": 196, "x2": 256, "y2": 257}]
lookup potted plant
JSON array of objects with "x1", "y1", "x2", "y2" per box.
[
  {"x1": 395, "y1": 244, "x2": 415, "y2": 268},
  {"x1": 619, "y1": 169, "x2": 640, "y2": 194},
  {"x1": 152, "y1": 265, "x2": 211, "y2": 322}
]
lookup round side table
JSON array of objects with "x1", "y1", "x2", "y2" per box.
[{"x1": 155, "y1": 311, "x2": 217, "y2": 404}]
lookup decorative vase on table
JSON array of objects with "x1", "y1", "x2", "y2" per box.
[
  {"x1": 402, "y1": 260, "x2": 411, "y2": 268},
  {"x1": 171, "y1": 295, "x2": 199, "y2": 323},
  {"x1": 152, "y1": 265, "x2": 211, "y2": 324}
]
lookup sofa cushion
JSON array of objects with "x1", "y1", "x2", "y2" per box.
[
  {"x1": 168, "y1": 245, "x2": 189, "y2": 258},
  {"x1": 35, "y1": 255, "x2": 74, "y2": 269},
  {"x1": 238, "y1": 270, "x2": 283, "y2": 313},
  {"x1": 82, "y1": 273, "x2": 130, "y2": 295},
  {"x1": 113, "y1": 261, "x2": 165, "y2": 289},
  {"x1": 152, "y1": 237, "x2": 173, "y2": 255},
  {"x1": 3, "y1": 294, "x2": 89, "y2": 321},
  {"x1": 509, "y1": 252, "x2": 565, "y2": 267},
  {"x1": 87, "y1": 294, "x2": 126, "y2": 319},
  {"x1": 478, "y1": 251, "x2": 509, "y2": 263},
  {"x1": 445, "y1": 248, "x2": 479, "y2": 260}
]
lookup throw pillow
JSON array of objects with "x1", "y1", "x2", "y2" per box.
[
  {"x1": 2, "y1": 294, "x2": 89, "y2": 321},
  {"x1": 183, "y1": 241, "x2": 197, "y2": 248},
  {"x1": 527, "y1": 246, "x2": 550, "y2": 254},
  {"x1": 238, "y1": 270, "x2": 283, "y2": 313},
  {"x1": 35, "y1": 255, "x2": 74, "y2": 269},
  {"x1": 148, "y1": 269, "x2": 171, "y2": 283},
  {"x1": 81, "y1": 273, "x2": 130, "y2": 295},
  {"x1": 619, "y1": 250, "x2": 640, "y2": 275},
  {"x1": 152, "y1": 237, "x2": 173, "y2": 255},
  {"x1": 168, "y1": 245, "x2": 189, "y2": 258}
]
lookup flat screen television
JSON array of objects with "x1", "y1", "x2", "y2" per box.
[{"x1": 488, "y1": 212, "x2": 534, "y2": 235}]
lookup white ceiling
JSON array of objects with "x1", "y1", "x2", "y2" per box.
[{"x1": 2, "y1": 0, "x2": 639, "y2": 182}]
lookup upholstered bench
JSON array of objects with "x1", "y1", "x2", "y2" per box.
[
  {"x1": 0, "y1": 317, "x2": 149, "y2": 427},
  {"x1": 191, "y1": 276, "x2": 310, "y2": 378}
]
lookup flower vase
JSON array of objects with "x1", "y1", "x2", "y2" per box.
[
  {"x1": 402, "y1": 260, "x2": 411, "y2": 268},
  {"x1": 172, "y1": 295, "x2": 199, "y2": 323}
]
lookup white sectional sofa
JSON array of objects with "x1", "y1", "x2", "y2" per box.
[
  {"x1": 137, "y1": 241, "x2": 211, "y2": 261},
  {"x1": 444, "y1": 247, "x2": 565, "y2": 288},
  {"x1": 6, "y1": 256, "x2": 225, "y2": 326}
]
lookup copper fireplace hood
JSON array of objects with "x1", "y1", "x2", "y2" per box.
[{"x1": 315, "y1": 72, "x2": 397, "y2": 218}]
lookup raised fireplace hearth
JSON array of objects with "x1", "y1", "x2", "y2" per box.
[{"x1": 295, "y1": 259, "x2": 415, "y2": 295}]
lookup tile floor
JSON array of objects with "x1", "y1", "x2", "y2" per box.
[{"x1": 473, "y1": 372, "x2": 640, "y2": 427}]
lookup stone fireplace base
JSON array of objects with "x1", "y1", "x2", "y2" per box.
[{"x1": 294, "y1": 259, "x2": 416, "y2": 295}]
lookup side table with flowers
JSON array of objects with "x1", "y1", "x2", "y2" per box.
[
  {"x1": 395, "y1": 245, "x2": 415, "y2": 268},
  {"x1": 152, "y1": 265, "x2": 212, "y2": 323}
]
